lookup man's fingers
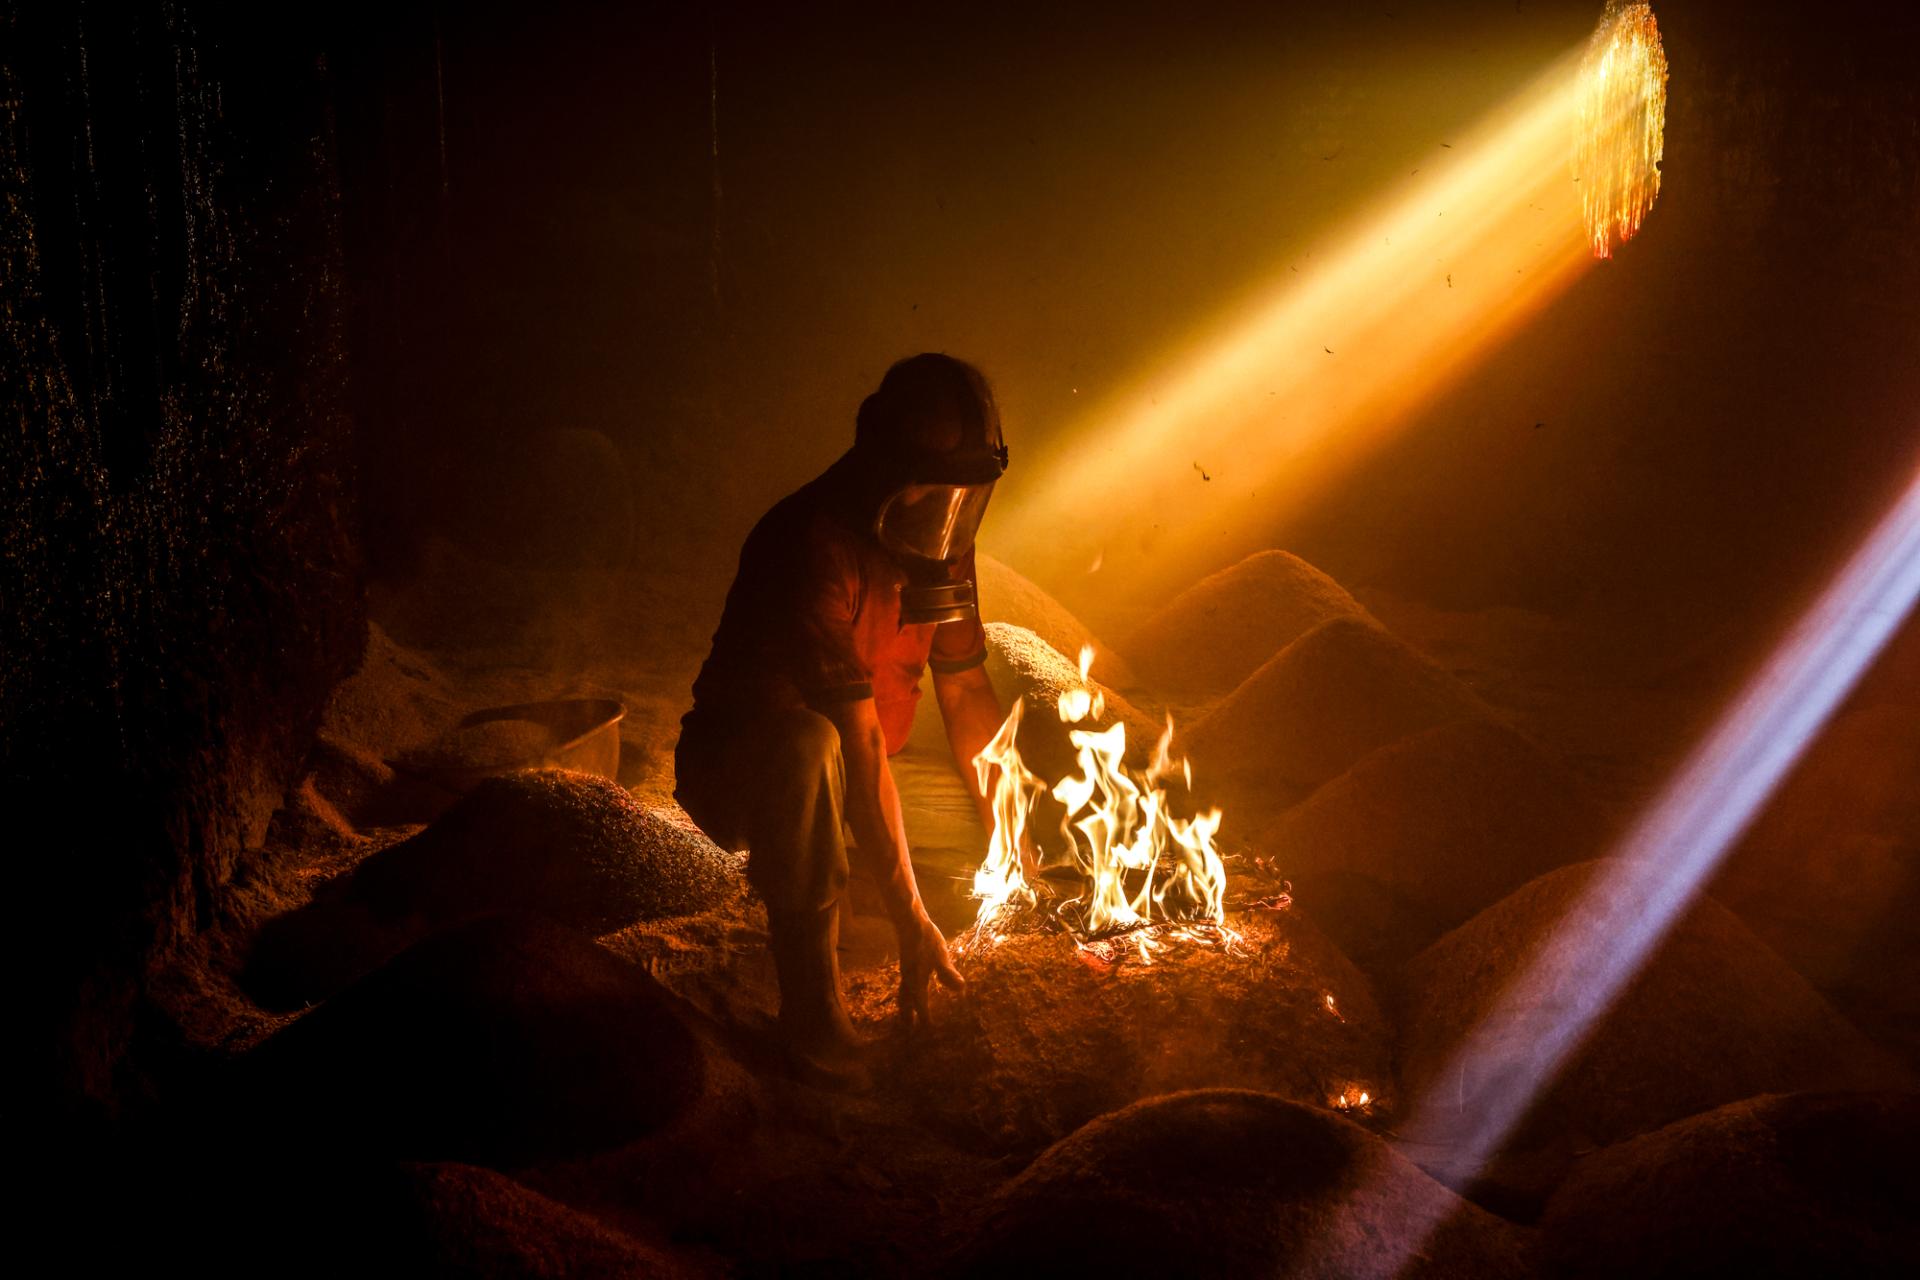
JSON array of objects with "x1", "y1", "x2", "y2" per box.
[
  {"x1": 935, "y1": 951, "x2": 966, "y2": 991},
  {"x1": 904, "y1": 974, "x2": 932, "y2": 1028}
]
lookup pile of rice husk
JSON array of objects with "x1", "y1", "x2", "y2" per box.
[
  {"x1": 273, "y1": 623, "x2": 471, "y2": 834},
  {"x1": 1855, "y1": 609, "x2": 1920, "y2": 706},
  {"x1": 947, "y1": 1089, "x2": 1529, "y2": 1279},
  {"x1": 1537, "y1": 1091, "x2": 1920, "y2": 1279},
  {"x1": 1712, "y1": 702, "x2": 1920, "y2": 988},
  {"x1": 1184, "y1": 616, "x2": 1494, "y2": 821},
  {"x1": 1122, "y1": 550, "x2": 1376, "y2": 700},
  {"x1": 243, "y1": 915, "x2": 706, "y2": 1165},
  {"x1": 98, "y1": 1130, "x2": 716, "y2": 1277},
  {"x1": 1260, "y1": 718, "x2": 1605, "y2": 971},
  {"x1": 321, "y1": 1162, "x2": 710, "y2": 1279},
  {"x1": 350, "y1": 771, "x2": 740, "y2": 927},
  {"x1": 318, "y1": 621, "x2": 464, "y2": 760},
  {"x1": 977, "y1": 551, "x2": 1138, "y2": 689},
  {"x1": 983, "y1": 622, "x2": 1160, "y2": 785},
  {"x1": 864, "y1": 909, "x2": 1394, "y2": 1153},
  {"x1": 1398, "y1": 861, "x2": 1909, "y2": 1183},
  {"x1": 245, "y1": 770, "x2": 742, "y2": 1006}
]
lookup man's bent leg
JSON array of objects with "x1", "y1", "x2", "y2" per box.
[{"x1": 739, "y1": 709, "x2": 863, "y2": 1084}]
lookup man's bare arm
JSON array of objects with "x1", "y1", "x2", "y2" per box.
[
  {"x1": 823, "y1": 697, "x2": 925, "y2": 927},
  {"x1": 821, "y1": 697, "x2": 964, "y2": 1024},
  {"x1": 933, "y1": 663, "x2": 1005, "y2": 830}
]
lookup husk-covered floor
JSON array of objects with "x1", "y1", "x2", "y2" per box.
[{"x1": 154, "y1": 541, "x2": 1920, "y2": 1277}]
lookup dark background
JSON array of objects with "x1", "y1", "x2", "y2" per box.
[{"x1": 3, "y1": 0, "x2": 1917, "y2": 1123}]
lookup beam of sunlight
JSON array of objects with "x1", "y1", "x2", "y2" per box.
[
  {"x1": 1364, "y1": 457, "x2": 1920, "y2": 1264},
  {"x1": 995, "y1": 46, "x2": 1595, "y2": 602}
]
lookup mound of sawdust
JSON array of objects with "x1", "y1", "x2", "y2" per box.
[
  {"x1": 304, "y1": 732, "x2": 400, "y2": 826},
  {"x1": 319, "y1": 621, "x2": 463, "y2": 760},
  {"x1": 245, "y1": 770, "x2": 743, "y2": 1007},
  {"x1": 1734, "y1": 702, "x2": 1920, "y2": 854},
  {"x1": 1714, "y1": 702, "x2": 1920, "y2": 987},
  {"x1": 353, "y1": 771, "x2": 739, "y2": 926},
  {"x1": 1122, "y1": 550, "x2": 1375, "y2": 700},
  {"x1": 1185, "y1": 616, "x2": 1493, "y2": 820},
  {"x1": 245, "y1": 915, "x2": 704, "y2": 1165},
  {"x1": 1262, "y1": 718, "x2": 1604, "y2": 970},
  {"x1": 976, "y1": 552, "x2": 1137, "y2": 689},
  {"x1": 865, "y1": 910, "x2": 1393, "y2": 1153},
  {"x1": 1538, "y1": 1091, "x2": 1920, "y2": 1279},
  {"x1": 1399, "y1": 862, "x2": 1909, "y2": 1172},
  {"x1": 290, "y1": 622, "x2": 472, "y2": 828},
  {"x1": 948, "y1": 1089, "x2": 1529, "y2": 1279},
  {"x1": 350, "y1": 1162, "x2": 706, "y2": 1279},
  {"x1": 984, "y1": 622, "x2": 1159, "y2": 785},
  {"x1": 1855, "y1": 611, "x2": 1920, "y2": 707}
]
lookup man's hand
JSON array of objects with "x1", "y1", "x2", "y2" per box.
[{"x1": 897, "y1": 911, "x2": 965, "y2": 1030}]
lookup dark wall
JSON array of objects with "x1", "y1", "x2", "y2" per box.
[{"x1": 1, "y1": 3, "x2": 361, "y2": 1113}]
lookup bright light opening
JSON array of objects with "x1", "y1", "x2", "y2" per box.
[{"x1": 1576, "y1": 1, "x2": 1669, "y2": 258}]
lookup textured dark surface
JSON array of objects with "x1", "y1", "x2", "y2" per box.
[
  {"x1": 887, "y1": 912, "x2": 1393, "y2": 1154},
  {"x1": 1538, "y1": 1091, "x2": 1920, "y2": 1280},
  {"x1": 245, "y1": 914, "x2": 705, "y2": 1165},
  {"x1": 1123, "y1": 550, "x2": 1376, "y2": 700},
  {"x1": 1400, "y1": 862, "x2": 1911, "y2": 1170},
  {"x1": 1266, "y1": 717, "x2": 1605, "y2": 970},
  {"x1": 1, "y1": 3, "x2": 361, "y2": 1113},
  {"x1": 950, "y1": 1089, "x2": 1530, "y2": 1279},
  {"x1": 353, "y1": 770, "x2": 740, "y2": 929},
  {"x1": 245, "y1": 769, "x2": 742, "y2": 1007},
  {"x1": 1186, "y1": 616, "x2": 1493, "y2": 817}
]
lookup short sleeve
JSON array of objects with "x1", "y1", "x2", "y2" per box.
[
  {"x1": 789, "y1": 523, "x2": 875, "y2": 705},
  {"x1": 929, "y1": 547, "x2": 989, "y2": 675}
]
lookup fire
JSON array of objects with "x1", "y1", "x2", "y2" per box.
[
  {"x1": 967, "y1": 645, "x2": 1231, "y2": 958},
  {"x1": 1575, "y1": 1, "x2": 1668, "y2": 258},
  {"x1": 1332, "y1": 1087, "x2": 1374, "y2": 1112}
]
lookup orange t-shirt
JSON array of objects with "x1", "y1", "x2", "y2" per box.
[{"x1": 684, "y1": 457, "x2": 988, "y2": 756}]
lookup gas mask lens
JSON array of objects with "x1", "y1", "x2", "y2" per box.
[{"x1": 875, "y1": 483, "x2": 994, "y2": 562}]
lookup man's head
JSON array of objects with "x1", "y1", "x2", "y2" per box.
[
  {"x1": 855, "y1": 353, "x2": 1005, "y2": 477},
  {"x1": 852, "y1": 354, "x2": 1007, "y2": 624}
]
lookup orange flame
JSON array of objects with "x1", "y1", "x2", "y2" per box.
[{"x1": 968, "y1": 646, "x2": 1231, "y2": 955}]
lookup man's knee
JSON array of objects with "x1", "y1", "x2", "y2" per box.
[
  {"x1": 764, "y1": 707, "x2": 844, "y2": 780},
  {"x1": 742, "y1": 708, "x2": 850, "y2": 909}
]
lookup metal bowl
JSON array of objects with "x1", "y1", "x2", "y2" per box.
[{"x1": 395, "y1": 697, "x2": 625, "y2": 795}]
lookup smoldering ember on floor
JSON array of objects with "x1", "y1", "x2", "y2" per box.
[{"x1": 6, "y1": 2, "x2": 1919, "y2": 1276}]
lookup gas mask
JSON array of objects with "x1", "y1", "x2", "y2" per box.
[{"x1": 877, "y1": 480, "x2": 998, "y2": 624}]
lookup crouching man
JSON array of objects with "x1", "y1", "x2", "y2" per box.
[{"x1": 675, "y1": 353, "x2": 1014, "y2": 1087}]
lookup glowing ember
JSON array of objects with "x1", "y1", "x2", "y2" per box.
[
  {"x1": 1332, "y1": 1087, "x2": 1374, "y2": 1112},
  {"x1": 1576, "y1": 1, "x2": 1668, "y2": 258},
  {"x1": 967, "y1": 646, "x2": 1232, "y2": 959}
]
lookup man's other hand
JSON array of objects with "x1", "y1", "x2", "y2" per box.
[{"x1": 897, "y1": 911, "x2": 965, "y2": 1030}]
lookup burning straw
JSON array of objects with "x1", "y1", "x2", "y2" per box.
[{"x1": 964, "y1": 647, "x2": 1237, "y2": 963}]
